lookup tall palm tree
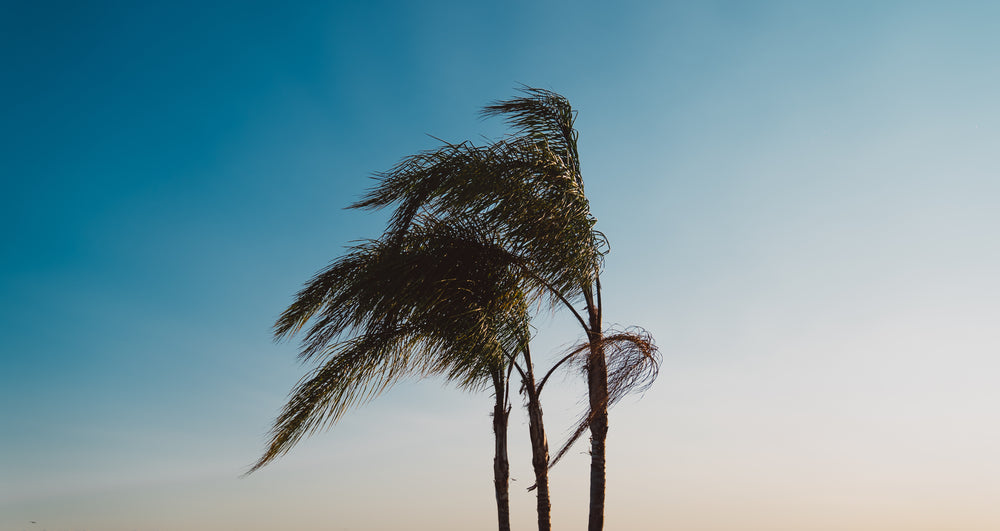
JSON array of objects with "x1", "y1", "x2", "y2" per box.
[
  {"x1": 250, "y1": 218, "x2": 534, "y2": 531},
  {"x1": 353, "y1": 87, "x2": 659, "y2": 530},
  {"x1": 255, "y1": 87, "x2": 658, "y2": 530}
]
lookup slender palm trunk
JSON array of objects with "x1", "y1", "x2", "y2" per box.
[
  {"x1": 584, "y1": 292, "x2": 608, "y2": 531},
  {"x1": 492, "y1": 376, "x2": 511, "y2": 531},
  {"x1": 522, "y1": 355, "x2": 551, "y2": 531},
  {"x1": 586, "y1": 338, "x2": 608, "y2": 531}
]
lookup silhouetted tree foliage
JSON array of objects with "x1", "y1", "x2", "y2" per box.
[{"x1": 253, "y1": 88, "x2": 659, "y2": 531}]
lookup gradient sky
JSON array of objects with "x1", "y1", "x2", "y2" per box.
[{"x1": 2, "y1": 1, "x2": 999, "y2": 529}]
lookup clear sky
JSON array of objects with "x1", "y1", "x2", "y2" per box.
[{"x1": 2, "y1": 1, "x2": 999, "y2": 529}]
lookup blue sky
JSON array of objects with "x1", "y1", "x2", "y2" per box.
[{"x1": 2, "y1": 1, "x2": 999, "y2": 529}]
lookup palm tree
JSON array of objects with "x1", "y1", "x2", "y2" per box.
[
  {"x1": 250, "y1": 218, "x2": 534, "y2": 531},
  {"x1": 352, "y1": 87, "x2": 659, "y2": 530},
  {"x1": 255, "y1": 87, "x2": 658, "y2": 530}
]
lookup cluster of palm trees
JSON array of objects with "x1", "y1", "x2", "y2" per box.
[{"x1": 250, "y1": 88, "x2": 659, "y2": 531}]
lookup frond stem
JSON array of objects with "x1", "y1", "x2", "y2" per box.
[
  {"x1": 595, "y1": 271, "x2": 602, "y2": 328},
  {"x1": 505, "y1": 252, "x2": 590, "y2": 334},
  {"x1": 537, "y1": 344, "x2": 587, "y2": 395}
]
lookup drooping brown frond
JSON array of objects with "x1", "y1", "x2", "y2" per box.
[
  {"x1": 547, "y1": 327, "x2": 660, "y2": 468},
  {"x1": 603, "y1": 328, "x2": 660, "y2": 403}
]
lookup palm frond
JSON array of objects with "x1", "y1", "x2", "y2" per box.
[
  {"x1": 248, "y1": 330, "x2": 418, "y2": 473},
  {"x1": 547, "y1": 327, "x2": 660, "y2": 468},
  {"x1": 481, "y1": 86, "x2": 581, "y2": 181},
  {"x1": 350, "y1": 136, "x2": 604, "y2": 306},
  {"x1": 252, "y1": 218, "x2": 536, "y2": 472}
]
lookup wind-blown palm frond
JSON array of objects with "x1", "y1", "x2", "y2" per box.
[
  {"x1": 482, "y1": 86, "x2": 581, "y2": 181},
  {"x1": 249, "y1": 328, "x2": 420, "y2": 473},
  {"x1": 351, "y1": 137, "x2": 604, "y2": 309},
  {"x1": 275, "y1": 217, "x2": 530, "y2": 360},
  {"x1": 252, "y1": 218, "x2": 533, "y2": 473},
  {"x1": 545, "y1": 327, "x2": 660, "y2": 468}
]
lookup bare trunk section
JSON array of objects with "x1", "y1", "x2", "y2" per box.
[
  {"x1": 492, "y1": 383, "x2": 511, "y2": 531},
  {"x1": 524, "y1": 377, "x2": 551, "y2": 531},
  {"x1": 586, "y1": 335, "x2": 609, "y2": 531},
  {"x1": 585, "y1": 291, "x2": 608, "y2": 531}
]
